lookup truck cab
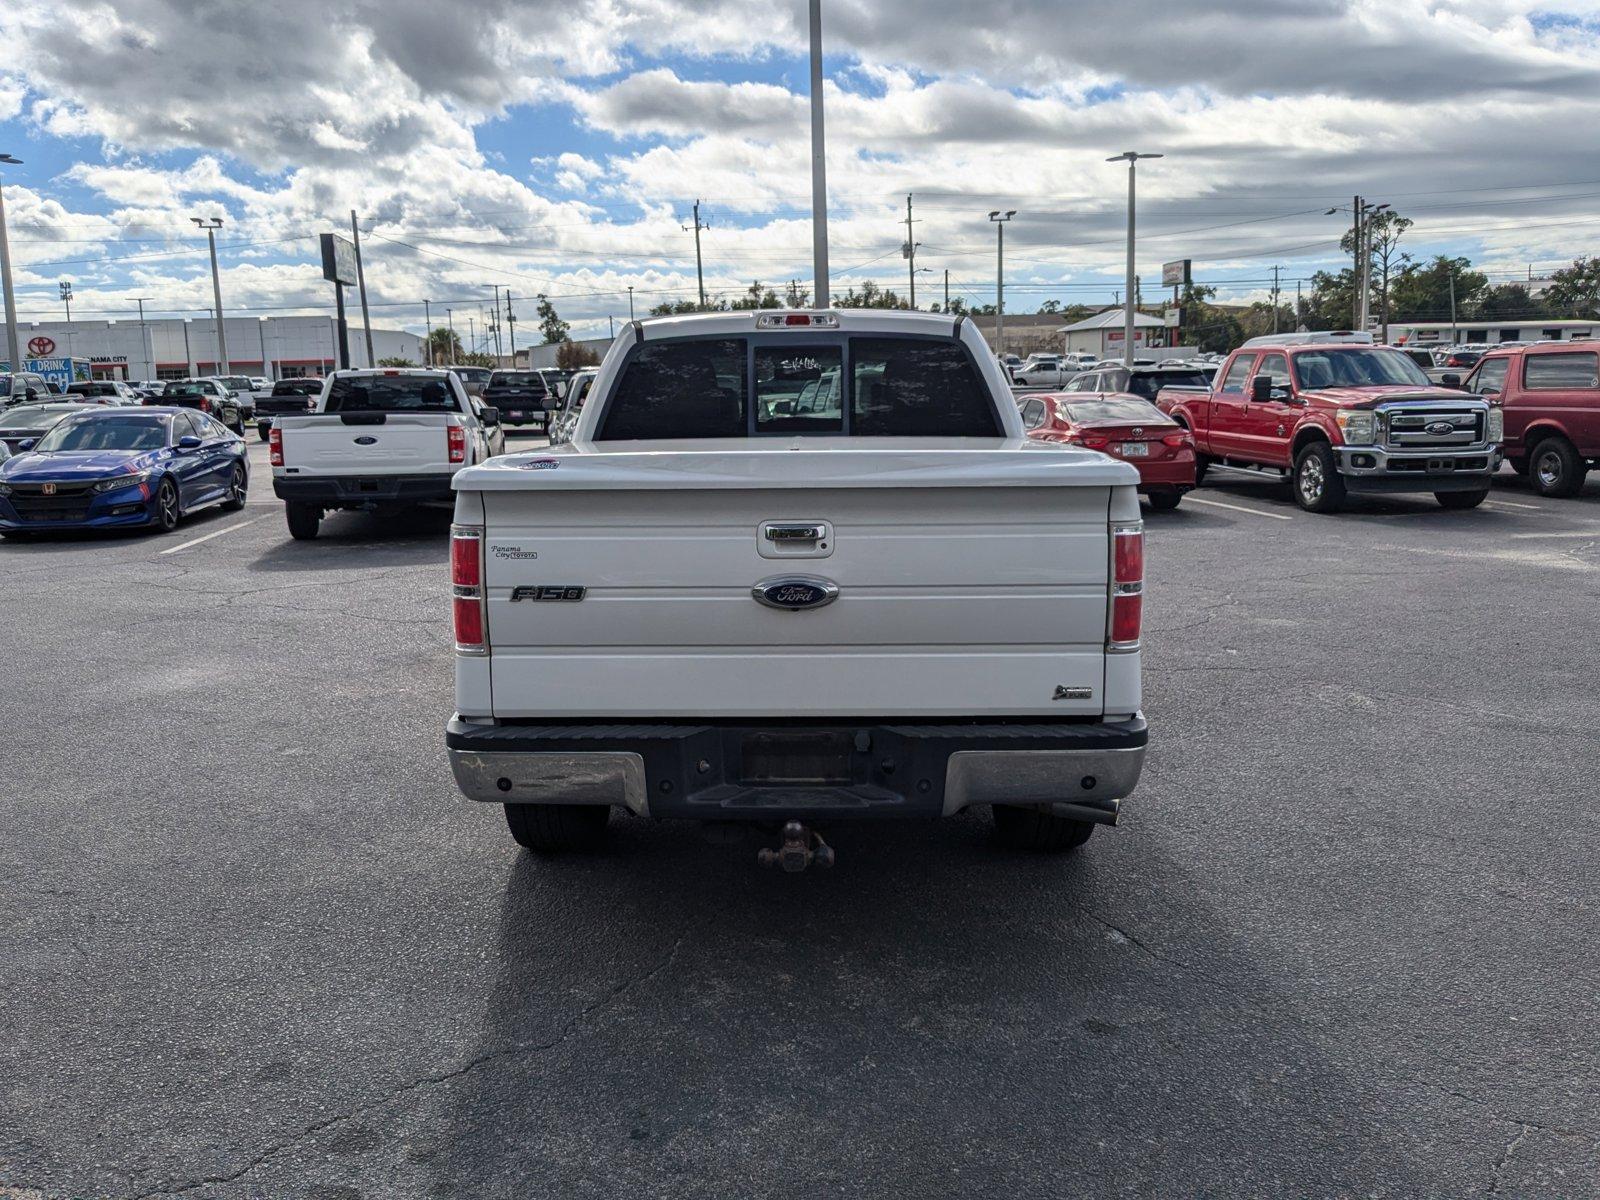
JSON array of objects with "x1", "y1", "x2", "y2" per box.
[
  {"x1": 1462, "y1": 342, "x2": 1600, "y2": 497},
  {"x1": 1156, "y1": 332, "x2": 1502, "y2": 512}
]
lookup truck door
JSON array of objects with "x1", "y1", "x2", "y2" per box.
[
  {"x1": 1207, "y1": 353, "x2": 1257, "y2": 458},
  {"x1": 1241, "y1": 352, "x2": 1295, "y2": 467},
  {"x1": 1522, "y1": 348, "x2": 1600, "y2": 457}
]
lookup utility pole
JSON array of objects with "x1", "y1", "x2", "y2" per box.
[
  {"x1": 608, "y1": 314, "x2": 615, "y2": 338},
  {"x1": 350, "y1": 210, "x2": 374, "y2": 367},
  {"x1": 505, "y1": 291, "x2": 516, "y2": 363},
  {"x1": 989, "y1": 210, "x2": 1015, "y2": 357},
  {"x1": 808, "y1": 0, "x2": 830, "y2": 309},
  {"x1": 904, "y1": 193, "x2": 918, "y2": 308},
  {"x1": 0, "y1": 153, "x2": 20, "y2": 374},
  {"x1": 944, "y1": 268, "x2": 950, "y2": 313},
  {"x1": 59, "y1": 281, "x2": 74, "y2": 361},
  {"x1": 684, "y1": 200, "x2": 709, "y2": 308},
  {"x1": 1351, "y1": 194, "x2": 1363, "y2": 331},
  {"x1": 468, "y1": 314, "x2": 476, "y2": 359},
  {"x1": 1272, "y1": 265, "x2": 1281, "y2": 333},
  {"x1": 1449, "y1": 269, "x2": 1458, "y2": 345},
  {"x1": 191, "y1": 216, "x2": 229, "y2": 373},
  {"x1": 1108, "y1": 151, "x2": 1163, "y2": 366},
  {"x1": 627, "y1": 285, "x2": 635, "y2": 322},
  {"x1": 446, "y1": 308, "x2": 457, "y2": 365},
  {"x1": 134, "y1": 297, "x2": 153, "y2": 380},
  {"x1": 1296, "y1": 279, "x2": 1303, "y2": 330},
  {"x1": 423, "y1": 298, "x2": 431, "y2": 365}
]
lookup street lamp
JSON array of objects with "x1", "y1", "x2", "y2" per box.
[
  {"x1": 989, "y1": 210, "x2": 1016, "y2": 357},
  {"x1": 1107, "y1": 151, "x2": 1163, "y2": 365},
  {"x1": 59, "y1": 281, "x2": 74, "y2": 362},
  {"x1": 1329, "y1": 198, "x2": 1388, "y2": 333},
  {"x1": 191, "y1": 216, "x2": 229, "y2": 373},
  {"x1": 0, "y1": 154, "x2": 20, "y2": 373}
]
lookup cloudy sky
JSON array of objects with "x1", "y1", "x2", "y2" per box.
[{"x1": 3, "y1": 0, "x2": 1600, "y2": 344}]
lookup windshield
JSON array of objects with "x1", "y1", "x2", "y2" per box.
[
  {"x1": 324, "y1": 375, "x2": 458, "y2": 413},
  {"x1": 35, "y1": 414, "x2": 168, "y2": 452},
  {"x1": 487, "y1": 372, "x2": 545, "y2": 388},
  {"x1": 2, "y1": 405, "x2": 90, "y2": 430},
  {"x1": 1058, "y1": 397, "x2": 1171, "y2": 425},
  {"x1": 1294, "y1": 348, "x2": 1432, "y2": 388}
]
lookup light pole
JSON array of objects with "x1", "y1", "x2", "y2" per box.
[
  {"x1": 446, "y1": 308, "x2": 457, "y2": 365},
  {"x1": 134, "y1": 297, "x2": 153, "y2": 380},
  {"x1": 1328, "y1": 198, "x2": 1388, "y2": 333},
  {"x1": 988, "y1": 210, "x2": 1016, "y2": 357},
  {"x1": 627, "y1": 285, "x2": 635, "y2": 323},
  {"x1": 423, "y1": 298, "x2": 432, "y2": 365},
  {"x1": 0, "y1": 153, "x2": 20, "y2": 373},
  {"x1": 191, "y1": 216, "x2": 229, "y2": 373},
  {"x1": 808, "y1": 0, "x2": 829, "y2": 308},
  {"x1": 1107, "y1": 151, "x2": 1163, "y2": 365},
  {"x1": 59, "y1": 281, "x2": 74, "y2": 364}
]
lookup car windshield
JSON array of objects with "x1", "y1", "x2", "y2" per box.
[
  {"x1": 1128, "y1": 369, "x2": 1211, "y2": 397},
  {"x1": 35, "y1": 415, "x2": 168, "y2": 452},
  {"x1": 1058, "y1": 397, "x2": 1170, "y2": 425},
  {"x1": 164, "y1": 382, "x2": 209, "y2": 397},
  {"x1": 2, "y1": 405, "x2": 89, "y2": 430},
  {"x1": 324, "y1": 375, "x2": 457, "y2": 413},
  {"x1": 1293, "y1": 348, "x2": 1432, "y2": 389}
]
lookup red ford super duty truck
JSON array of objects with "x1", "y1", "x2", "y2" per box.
[{"x1": 1155, "y1": 332, "x2": 1502, "y2": 513}]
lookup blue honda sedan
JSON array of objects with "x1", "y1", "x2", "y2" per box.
[{"x1": 0, "y1": 407, "x2": 249, "y2": 539}]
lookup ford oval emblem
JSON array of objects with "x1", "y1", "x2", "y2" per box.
[
  {"x1": 752, "y1": 575, "x2": 839, "y2": 611},
  {"x1": 354, "y1": 435, "x2": 377, "y2": 445},
  {"x1": 1425, "y1": 420, "x2": 1454, "y2": 436}
]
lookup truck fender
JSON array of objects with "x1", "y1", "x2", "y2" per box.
[
  {"x1": 1291, "y1": 417, "x2": 1336, "y2": 457},
  {"x1": 1520, "y1": 420, "x2": 1574, "y2": 454}
]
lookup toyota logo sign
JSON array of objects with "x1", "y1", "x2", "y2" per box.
[{"x1": 27, "y1": 336, "x2": 55, "y2": 356}]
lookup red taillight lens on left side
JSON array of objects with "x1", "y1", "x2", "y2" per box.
[
  {"x1": 268, "y1": 427, "x2": 284, "y2": 467},
  {"x1": 448, "y1": 425, "x2": 467, "y2": 464},
  {"x1": 1108, "y1": 521, "x2": 1144, "y2": 653},
  {"x1": 452, "y1": 524, "x2": 488, "y2": 655}
]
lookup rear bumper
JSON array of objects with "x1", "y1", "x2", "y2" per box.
[
  {"x1": 1337, "y1": 443, "x2": 1501, "y2": 492},
  {"x1": 446, "y1": 715, "x2": 1147, "y2": 822},
  {"x1": 272, "y1": 472, "x2": 456, "y2": 507}
]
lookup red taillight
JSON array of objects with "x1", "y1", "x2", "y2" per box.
[
  {"x1": 785, "y1": 313, "x2": 810, "y2": 326},
  {"x1": 268, "y1": 426, "x2": 283, "y2": 467},
  {"x1": 1162, "y1": 431, "x2": 1191, "y2": 448},
  {"x1": 448, "y1": 424, "x2": 466, "y2": 464},
  {"x1": 452, "y1": 524, "x2": 487, "y2": 654},
  {"x1": 1108, "y1": 522, "x2": 1143, "y2": 652},
  {"x1": 199, "y1": 398, "x2": 211, "y2": 413},
  {"x1": 1070, "y1": 431, "x2": 1110, "y2": 449}
]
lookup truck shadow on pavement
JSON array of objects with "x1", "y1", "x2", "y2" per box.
[
  {"x1": 405, "y1": 818, "x2": 1454, "y2": 1199},
  {"x1": 246, "y1": 507, "x2": 453, "y2": 573}
]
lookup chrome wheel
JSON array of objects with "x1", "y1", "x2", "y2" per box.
[
  {"x1": 156, "y1": 479, "x2": 180, "y2": 531},
  {"x1": 1298, "y1": 454, "x2": 1325, "y2": 504},
  {"x1": 1535, "y1": 449, "x2": 1563, "y2": 491},
  {"x1": 230, "y1": 466, "x2": 246, "y2": 504}
]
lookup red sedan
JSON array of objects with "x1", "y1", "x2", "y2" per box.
[{"x1": 1019, "y1": 392, "x2": 1197, "y2": 510}]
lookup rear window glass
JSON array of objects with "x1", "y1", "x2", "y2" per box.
[
  {"x1": 1523, "y1": 352, "x2": 1599, "y2": 390},
  {"x1": 756, "y1": 345, "x2": 842, "y2": 433},
  {"x1": 1128, "y1": 369, "x2": 1210, "y2": 397},
  {"x1": 1057, "y1": 397, "x2": 1170, "y2": 424},
  {"x1": 324, "y1": 376, "x2": 458, "y2": 413},
  {"x1": 850, "y1": 337, "x2": 999, "y2": 436},
  {"x1": 488, "y1": 372, "x2": 546, "y2": 389},
  {"x1": 599, "y1": 340, "x2": 748, "y2": 440}
]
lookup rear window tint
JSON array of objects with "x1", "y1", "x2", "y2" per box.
[
  {"x1": 1523, "y1": 352, "x2": 1599, "y2": 390},
  {"x1": 850, "y1": 337, "x2": 999, "y2": 436},
  {"x1": 324, "y1": 376, "x2": 458, "y2": 413},
  {"x1": 598, "y1": 340, "x2": 748, "y2": 440}
]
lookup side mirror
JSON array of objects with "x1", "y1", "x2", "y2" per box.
[
  {"x1": 24, "y1": 388, "x2": 38, "y2": 401},
  {"x1": 1250, "y1": 374, "x2": 1273, "y2": 402},
  {"x1": 17, "y1": 438, "x2": 36, "y2": 451},
  {"x1": 478, "y1": 407, "x2": 501, "y2": 426},
  {"x1": 1440, "y1": 373, "x2": 1461, "y2": 388},
  {"x1": 553, "y1": 382, "x2": 568, "y2": 400},
  {"x1": 540, "y1": 395, "x2": 562, "y2": 412},
  {"x1": 177, "y1": 435, "x2": 203, "y2": 450}
]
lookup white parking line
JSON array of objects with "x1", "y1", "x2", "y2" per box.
[
  {"x1": 1486, "y1": 499, "x2": 1543, "y2": 511},
  {"x1": 157, "y1": 516, "x2": 264, "y2": 555},
  {"x1": 1507, "y1": 531, "x2": 1600, "y2": 539},
  {"x1": 1186, "y1": 496, "x2": 1294, "y2": 521}
]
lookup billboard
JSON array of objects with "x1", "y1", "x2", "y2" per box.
[
  {"x1": 320, "y1": 233, "x2": 358, "y2": 285},
  {"x1": 1161, "y1": 259, "x2": 1191, "y2": 288},
  {"x1": 0, "y1": 357, "x2": 80, "y2": 389}
]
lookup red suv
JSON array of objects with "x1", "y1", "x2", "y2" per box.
[{"x1": 1461, "y1": 342, "x2": 1599, "y2": 497}]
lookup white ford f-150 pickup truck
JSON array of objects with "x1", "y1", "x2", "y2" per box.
[
  {"x1": 445, "y1": 310, "x2": 1148, "y2": 867},
  {"x1": 271, "y1": 368, "x2": 504, "y2": 540}
]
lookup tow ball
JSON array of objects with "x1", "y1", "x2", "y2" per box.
[{"x1": 758, "y1": 821, "x2": 835, "y2": 873}]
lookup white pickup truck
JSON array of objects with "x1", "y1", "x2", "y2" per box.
[
  {"x1": 271, "y1": 368, "x2": 504, "y2": 540},
  {"x1": 445, "y1": 311, "x2": 1148, "y2": 867}
]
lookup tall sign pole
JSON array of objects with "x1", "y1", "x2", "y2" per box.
[
  {"x1": 192, "y1": 217, "x2": 229, "y2": 373},
  {"x1": 351, "y1": 211, "x2": 375, "y2": 367},
  {"x1": 0, "y1": 154, "x2": 21, "y2": 373},
  {"x1": 809, "y1": 0, "x2": 830, "y2": 309},
  {"x1": 320, "y1": 233, "x2": 357, "y2": 371}
]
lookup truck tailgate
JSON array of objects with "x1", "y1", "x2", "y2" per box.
[
  {"x1": 278, "y1": 413, "x2": 455, "y2": 475},
  {"x1": 472, "y1": 443, "x2": 1125, "y2": 719}
]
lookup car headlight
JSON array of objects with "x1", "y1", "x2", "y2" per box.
[
  {"x1": 0, "y1": 482, "x2": 11, "y2": 497},
  {"x1": 1335, "y1": 410, "x2": 1375, "y2": 445},
  {"x1": 92, "y1": 471, "x2": 151, "y2": 493},
  {"x1": 1486, "y1": 406, "x2": 1504, "y2": 443}
]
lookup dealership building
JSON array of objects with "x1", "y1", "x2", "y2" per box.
[{"x1": 4, "y1": 316, "x2": 424, "y2": 381}]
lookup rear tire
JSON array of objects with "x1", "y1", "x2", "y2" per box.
[
  {"x1": 1193, "y1": 454, "x2": 1212, "y2": 485},
  {"x1": 154, "y1": 478, "x2": 181, "y2": 532},
  {"x1": 1436, "y1": 488, "x2": 1488, "y2": 510},
  {"x1": 257, "y1": 425, "x2": 271, "y2": 442},
  {"x1": 221, "y1": 464, "x2": 247, "y2": 512},
  {"x1": 504, "y1": 803, "x2": 611, "y2": 852},
  {"x1": 285, "y1": 502, "x2": 321, "y2": 540},
  {"x1": 1147, "y1": 489, "x2": 1182, "y2": 511},
  {"x1": 1293, "y1": 440, "x2": 1346, "y2": 513},
  {"x1": 992, "y1": 804, "x2": 1095, "y2": 852},
  {"x1": 1529, "y1": 436, "x2": 1586, "y2": 498}
]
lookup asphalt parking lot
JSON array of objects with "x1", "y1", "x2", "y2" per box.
[{"x1": 3, "y1": 438, "x2": 1598, "y2": 1199}]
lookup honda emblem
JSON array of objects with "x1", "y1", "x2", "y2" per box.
[{"x1": 41, "y1": 482, "x2": 56, "y2": 496}]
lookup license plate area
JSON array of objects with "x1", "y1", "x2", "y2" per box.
[
  {"x1": 1121, "y1": 441, "x2": 1149, "y2": 457},
  {"x1": 739, "y1": 731, "x2": 854, "y2": 785}
]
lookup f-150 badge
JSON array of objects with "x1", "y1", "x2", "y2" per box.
[
  {"x1": 752, "y1": 576, "x2": 839, "y2": 611},
  {"x1": 510, "y1": 586, "x2": 586, "y2": 602}
]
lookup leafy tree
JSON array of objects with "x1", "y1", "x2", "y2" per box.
[
  {"x1": 784, "y1": 282, "x2": 811, "y2": 309},
  {"x1": 729, "y1": 281, "x2": 784, "y2": 310},
  {"x1": 377, "y1": 356, "x2": 416, "y2": 367},
  {"x1": 1543, "y1": 256, "x2": 1600, "y2": 314},
  {"x1": 1388, "y1": 256, "x2": 1485, "y2": 324},
  {"x1": 555, "y1": 340, "x2": 601, "y2": 370},
  {"x1": 1477, "y1": 283, "x2": 1548, "y2": 321},
  {"x1": 424, "y1": 327, "x2": 462, "y2": 365},
  {"x1": 833, "y1": 280, "x2": 908, "y2": 309},
  {"x1": 1304, "y1": 268, "x2": 1360, "y2": 330},
  {"x1": 455, "y1": 351, "x2": 496, "y2": 367},
  {"x1": 535, "y1": 293, "x2": 570, "y2": 344},
  {"x1": 1038, "y1": 299, "x2": 1062, "y2": 314},
  {"x1": 1341, "y1": 208, "x2": 1413, "y2": 335}
]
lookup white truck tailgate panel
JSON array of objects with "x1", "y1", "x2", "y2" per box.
[
  {"x1": 278, "y1": 414, "x2": 453, "y2": 476},
  {"x1": 481, "y1": 483, "x2": 1114, "y2": 718}
]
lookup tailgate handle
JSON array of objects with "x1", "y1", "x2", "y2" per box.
[{"x1": 764, "y1": 524, "x2": 823, "y2": 543}]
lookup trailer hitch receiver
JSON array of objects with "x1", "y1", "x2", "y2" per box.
[{"x1": 758, "y1": 820, "x2": 835, "y2": 873}]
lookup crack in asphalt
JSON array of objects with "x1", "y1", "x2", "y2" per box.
[
  {"x1": 121, "y1": 935, "x2": 685, "y2": 1200},
  {"x1": 1486, "y1": 1121, "x2": 1529, "y2": 1195}
]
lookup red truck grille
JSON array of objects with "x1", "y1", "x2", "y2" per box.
[{"x1": 1384, "y1": 409, "x2": 1483, "y2": 448}]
